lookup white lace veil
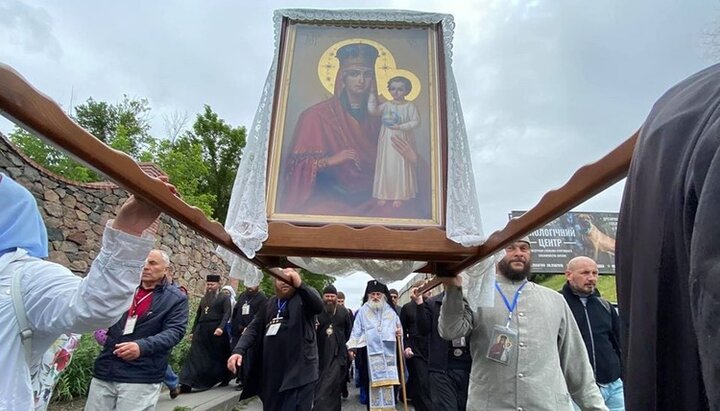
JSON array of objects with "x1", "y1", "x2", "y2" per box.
[{"x1": 217, "y1": 9, "x2": 494, "y2": 309}]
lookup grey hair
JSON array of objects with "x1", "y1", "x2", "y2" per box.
[{"x1": 155, "y1": 250, "x2": 170, "y2": 266}]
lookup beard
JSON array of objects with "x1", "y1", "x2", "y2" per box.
[
  {"x1": 200, "y1": 289, "x2": 218, "y2": 308},
  {"x1": 498, "y1": 258, "x2": 531, "y2": 281},
  {"x1": 368, "y1": 294, "x2": 387, "y2": 310},
  {"x1": 324, "y1": 301, "x2": 337, "y2": 314}
]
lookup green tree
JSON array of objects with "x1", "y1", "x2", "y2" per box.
[
  {"x1": 185, "y1": 105, "x2": 246, "y2": 223},
  {"x1": 8, "y1": 127, "x2": 99, "y2": 182},
  {"x1": 153, "y1": 136, "x2": 216, "y2": 216},
  {"x1": 74, "y1": 96, "x2": 153, "y2": 158}
]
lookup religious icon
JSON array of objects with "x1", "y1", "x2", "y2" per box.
[
  {"x1": 266, "y1": 19, "x2": 446, "y2": 228},
  {"x1": 486, "y1": 326, "x2": 517, "y2": 365}
]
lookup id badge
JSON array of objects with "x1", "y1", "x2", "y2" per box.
[
  {"x1": 123, "y1": 315, "x2": 138, "y2": 335},
  {"x1": 266, "y1": 318, "x2": 282, "y2": 336},
  {"x1": 452, "y1": 336, "x2": 466, "y2": 348},
  {"x1": 241, "y1": 304, "x2": 250, "y2": 315},
  {"x1": 486, "y1": 325, "x2": 517, "y2": 365}
]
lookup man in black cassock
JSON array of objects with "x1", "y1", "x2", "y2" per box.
[
  {"x1": 400, "y1": 280, "x2": 432, "y2": 411},
  {"x1": 312, "y1": 284, "x2": 353, "y2": 411},
  {"x1": 230, "y1": 284, "x2": 267, "y2": 388},
  {"x1": 179, "y1": 274, "x2": 232, "y2": 392},
  {"x1": 227, "y1": 268, "x2": 324, "y2": 410},
  {"x1": 617, "y1": 64, "x2": 720, "y2": 410}
]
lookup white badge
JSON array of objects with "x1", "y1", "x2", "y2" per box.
[
  {"x1": 452, "y1": 337, "x2": 466, "y2": 347},
  {"x1": 123, "y1": 315, "x2": 138, "y2": 335},
  {"x1": 266, "y1": 322, "x2": 281, "y2": 336},
  {"x1": 242, "y1": 304, "x2": 250, "y2": 315}
]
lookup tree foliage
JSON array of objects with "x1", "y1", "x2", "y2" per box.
[
  {"x1": 74, "y1": 95, "x2": 153, "y2": 158},
  {"x1": 9, "y1": 127, "x2": 99, "y2": 182},
  {"x1": 6, "y1": 97, "x2": 245, "y2": 221},
  {"x1": 185, "y1": 105, "x2": 246, "y2": 223}
]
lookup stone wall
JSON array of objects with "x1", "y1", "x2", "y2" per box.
[{"x1": 0, "y1": 133, "x2": 228, "y2": 297}]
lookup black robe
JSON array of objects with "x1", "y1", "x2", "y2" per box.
[
  {"x1": 617, "y1": 63, "x2": 720, "y2": 410},
  {"x1": 230, "y1": 290, "x2": 267, "y2": 383},
  {"x1": 179, "y1": 292, "x2": 231, "y2": 390},
  {"x1": 400, "y1": 300, "x2": 432, "y2": 411},
  {"x1": 234, "y1": 284, "x2": 324, "y2": 410},
  {"x1": 313, "y1": 304, "x2": 352, "y2": 411}
]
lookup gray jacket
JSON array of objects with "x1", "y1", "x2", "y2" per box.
[{"x1": 438, "y1": 278, "x2": 607, "y2": 411}]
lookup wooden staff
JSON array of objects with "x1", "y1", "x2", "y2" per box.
[
  {"x1": 396, "y1": 334, "x2": 409, "y2": 411},
  {"x1": 0, "y1": 63, "x2": 292, "y2": 286}
]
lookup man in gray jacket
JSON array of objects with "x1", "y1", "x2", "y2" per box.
[{"x1": 438, "y1": 238, "x2": 607, "y2": 411}]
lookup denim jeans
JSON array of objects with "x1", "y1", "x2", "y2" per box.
[
  {"x1": 164, "y1": 365, "x2": 179, "y2": 390},
  {"x1": 573, "y1": 378, "x2": 624, "y2": 411},
  {"x1": 598, "y1": 378, "x2": 624, "y2": 411}
]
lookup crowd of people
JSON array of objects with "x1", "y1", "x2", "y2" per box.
[{"x1": 1, "y1": 62, "x2": 719, "y2": 411}]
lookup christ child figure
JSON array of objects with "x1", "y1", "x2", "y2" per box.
[{"x1": 368, "y1": 76, "x2": 421, "y2": 208}]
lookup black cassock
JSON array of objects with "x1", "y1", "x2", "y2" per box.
[
  {"x1": 313, "y1": 305, "x2": 353, "y2": 411},
  {"x1": 236, "y1": 284, "x2": 324, "y2": 411},
  {"x1": 180, "y1": 292, "x2": 231, "y2": 391},
  {"x1": 230, "y1": 290, "x2": 268, "y2": 384}
]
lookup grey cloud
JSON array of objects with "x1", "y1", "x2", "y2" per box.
[{"x1": 0, "y1": 0, "x2": 62, "y2": 58}]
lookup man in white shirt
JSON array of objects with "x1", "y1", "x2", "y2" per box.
[{"x1": 0, "y1": 173, "x2": 174, "y2": 411}]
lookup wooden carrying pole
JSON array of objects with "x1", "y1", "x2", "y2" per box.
[
  {"x1": 396, "y1": 334, "x2": 409, "y2": 411},
  {"x1": 0, "y1": 63, "x2": 291, "y2": 285},
  {"x1": 418, "y1": 130, "x2": 638, "y2": 294}
]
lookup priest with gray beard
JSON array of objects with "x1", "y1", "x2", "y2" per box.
[
  {"x1": 313, "y1": 284, "x2": 353, "y2": 411},
  {"x1": 347, "y1": 280, "x2": 403, "y2": 411},
  {"x1": 179, "y1": 275, "x2": 232, "y2": 392}
]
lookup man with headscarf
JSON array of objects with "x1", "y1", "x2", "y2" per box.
[
  {"x1": 0, "y1": 173, "x2": 171, "y2": 410},
  {"x1": 179, "y1": 274, "x2": 232, "y2": 392},
  {"x1": 229, "y1": 283, "x2": 267, "y2": 389},
  {"x1": 85, "y1": 249, "x2": 188, "y2": 410},
  {"x1": 279, "y1": 43, "x2": 423, "y2": 219},
  {"x1": 228, "y1": 268, "x2": 324, "y2": 410},
  {"x1": 347, "y1": 279, "x2": 403, "y2": 411},
  {"x1": 616, "y1": 64, "x2": 720, "y2": 410},
  {"x1": 313, "y1": 284, "x2": 353, "y2": 411}
]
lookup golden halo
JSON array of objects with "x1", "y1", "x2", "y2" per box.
[
  {"x1": 378, "y1": 69, "x2": 422, "y2": 102},
  {"x1": 317, "y1": 38, "x2": 397, "y2": 96}
]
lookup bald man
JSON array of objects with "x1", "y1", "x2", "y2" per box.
[{"x1": 562, "y1": 257, "x2": 623, "y2": 410}]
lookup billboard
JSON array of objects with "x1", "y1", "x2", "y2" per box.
[{"x1": 509, "y1": 211, "x2": 618, "y2": 274}]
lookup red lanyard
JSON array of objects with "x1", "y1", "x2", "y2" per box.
[{"x1": 130, "y1": 289, "x2": 154, "y2": 316}]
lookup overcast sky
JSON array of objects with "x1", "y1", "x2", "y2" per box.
[{"x1": 2, "y1": 0, "x2": 718, "y2": 309}]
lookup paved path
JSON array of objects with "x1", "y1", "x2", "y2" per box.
[{"x1": 156, "y1": 383, "x2": 414, "y2": 410}]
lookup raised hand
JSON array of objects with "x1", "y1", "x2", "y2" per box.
[{"x1": 112, "y1": 176, "x2": 177, "y2": 236}]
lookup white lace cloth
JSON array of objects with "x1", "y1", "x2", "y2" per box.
[{"x1": 217, "y1": 9, "x2": 494, "y2": 309}]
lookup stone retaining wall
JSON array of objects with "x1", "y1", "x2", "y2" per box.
[{"x1": 0, "y1": 133, "x2": 228, "y2": 297}]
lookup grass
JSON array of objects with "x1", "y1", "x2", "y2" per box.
[{"x1": 534, "y1": 274, "x2": 617, "y2": 303}]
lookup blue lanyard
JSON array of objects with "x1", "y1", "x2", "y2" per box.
[
  {"x1": 495, "y1": 280, "x2": 528, "y2": 327},
  {"x1": 276, "y1": 299, "x2": 288, "y2": 318}
]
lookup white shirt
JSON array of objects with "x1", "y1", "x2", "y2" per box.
[{"x1": 0, "y1": 224, "x2": 154, "y2": 411}]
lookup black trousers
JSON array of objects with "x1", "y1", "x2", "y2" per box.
[
  {"x1": 409, "y1": 357, "x2": 433, "y2": 411},
  {"x1": 262, "y1": 381, "x2": 314, "y2": 411},
  {"x1": 429, "y1": 369, "x2": 470, "y2": 411}
]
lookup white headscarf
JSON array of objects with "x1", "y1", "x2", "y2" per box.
[{"x1": 221, "y1": 285, "x2": 237, "y2": 311}]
